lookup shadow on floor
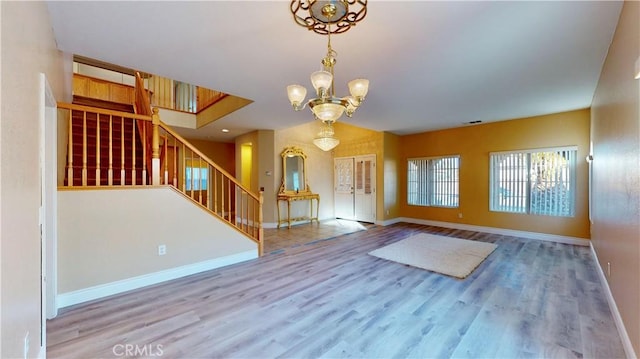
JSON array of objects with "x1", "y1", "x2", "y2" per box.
[{"x1": 263, "y1": 218, "x2": 375, "y2": 254}]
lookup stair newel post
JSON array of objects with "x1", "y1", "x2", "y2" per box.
[
  {"x1": 151, "y1": 107, "x2": 161, "y2": 186},
  {"x1": 258, "y1": 190, "x2": 264, "y2": 256}
]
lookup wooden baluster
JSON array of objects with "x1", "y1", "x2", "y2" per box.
[
  {"x1": 181, "y1": 142, "x2": 186, "y2": 193},
  {"x1": 198, "y1": 157, "x2": 203, "y2": 204},
  {"x1": 258, "y1": 191, "x2": 264, "y2": 256},
  {"x1": 96, "y1": 114, "x2": 101, "y2": 186},
  {"x1": 121, "y1": 116, "x2": 125, "y2": 185},
  {"x1": 228, "y1": 178, "x2": 232, "y2": 223},
  {"x1": 213, "y1": 169, "x2": 218, "y2": 214},
  {"x1": 220, "y1": 175, "x2": 225, "y2": 220},
  {"x1": 67, "y1": 110, "x2": 73, "y2": 186},
  {"x1": 151, "y1": 108, "x2": 160, "y2": 185},
  {"x1": 189, "y1": 149, "x2": 194, "y2": 199},
  {"x1": 238, "y1": 187, "x2": 243, "y2": 228},
  {"x1": 172, "y1": 136, "x2": 177, "y2": 186},
  {"x1": 131, "y1": 119, "x2": 136, "y2": 185},
  {"x1": 108, "y1": 115, "x2": 113, "y2": 186},
  {"x1": 82, "y1": 111, "x2": 87, "y2": 186},
  {"x1": 207, "y1": 164, "x2": 213, "y2": 211},
  {"x1": 142, "y1": 121, "x2": 147, "y2": 185},
  {"x1": 164, "y1": 132, "x2": 168, "y2": 185}
]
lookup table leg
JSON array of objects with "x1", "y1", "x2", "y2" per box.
[{"x1": 277, "y1": 199, "x2": 281, "y2": 229}]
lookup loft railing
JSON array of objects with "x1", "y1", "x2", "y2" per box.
[
  {"x1": 146, "y1": 74, "x2": 227, "y2": 113},
  {"x1": 57, "y1": 101, "x2": 263, "y2": 255}
]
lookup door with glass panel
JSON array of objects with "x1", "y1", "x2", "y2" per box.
[
  {"x1": 334, "y1": 157, "x2": 355, "y2": 220},
  {"x1": 334, "y1": 155, "x2": 376, "y2": 222},
  {"x1": 354, "y1": 155, "x2": 376, "y2": 223}
]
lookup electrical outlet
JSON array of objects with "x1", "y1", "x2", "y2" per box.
[
  {"x1": 458, "y1": 213, "x2": 463, "y2": 219},
  {"x1": 607, "y1": 262, "x2": 611, "y2": 277},
  {"x1": 23, "y1": 331, "x2": 29, "y2": 359},
  {"x1": 158, "y1": 245, "x2": 166, "y2": 256}
]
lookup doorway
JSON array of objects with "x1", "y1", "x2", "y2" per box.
[
  {"x1": 334, "y1": 155, "x2": 376, "y2": 223},
  {"x1": 40, "y1": 73, "x2": 58, "y2": 353}
]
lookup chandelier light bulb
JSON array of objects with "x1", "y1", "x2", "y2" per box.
[
  {"x1": 310, "y1": 70, "x2": 333, "y2": 96},
  {"x1": 287, "y1": 85, "x2": 307, "y2": 110},
  {"x1": 348, "y1": 78, "x2": 369, "y2": 101}
]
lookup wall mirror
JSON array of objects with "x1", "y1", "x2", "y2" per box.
[{"x1": 279, "y1": 146, "x2": 310, "y2": 194}]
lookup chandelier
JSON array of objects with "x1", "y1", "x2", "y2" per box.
[
  {"x1": 287, "y1": 0, "x2": 369, "y2": 151},
  {"x1": 313, "y1": 120, "x2": 340, "y2": 151}
]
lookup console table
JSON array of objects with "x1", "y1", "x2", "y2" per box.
[{"x1": 277, "y1": 192, "x2": 320, "y2": 229}]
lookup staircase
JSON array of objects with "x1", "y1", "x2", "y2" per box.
[{"x1": 58, "y1": 72, "x2": 264, "y2": 254}]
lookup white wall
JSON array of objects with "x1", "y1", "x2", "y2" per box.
[
  {"x1": 57, "y1": 187, "x2": 257, "y2": 301},
  {"x1": 0, "y1": 2, "x2": 72, "y2": 358}
]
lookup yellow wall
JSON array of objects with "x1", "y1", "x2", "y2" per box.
[
  {"x1": 383, "y1": 132, "x2": 401, "y2": 220},
  {"x1": 186, "y1": 138, "x2": 235, "y2": 176},
  {"x1": 235, "y1": 130, "x2": 276, "y2": 223},
  {"x1": 590, "y1": 1, "x2": 639, "y2": 355},
  {"x1": 399, "y1": 109, "x2": 591, "y2": 239},
  {"x1": 241, "y1": 144, "x2": 252, "y2": 188}
]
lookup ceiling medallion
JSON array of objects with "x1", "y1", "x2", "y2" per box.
[{"x1": 290, "y1": 0, "x2": 368, "y2": 35}]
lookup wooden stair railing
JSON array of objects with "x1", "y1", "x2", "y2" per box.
[
  {"x1": 57, "y1": 101, "x2": 264, "y2": 255},
  {"x1": 156, "y1": 120, "x2": 264, "y2": 255},
  {"x1": 60, "y1": 103, "x2": 149, "y2": 186}
]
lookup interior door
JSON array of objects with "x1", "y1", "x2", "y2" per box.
[
  {"x1": 354, "y1": 155, "x2": 376, "y2": 223},
  {"x1": 334, "y1": 157, "x2": 355, "y2": 219}
]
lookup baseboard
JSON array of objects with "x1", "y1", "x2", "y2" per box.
[
  {"x1": 377, "y1": 217, "x2": 403, "y2": 226},
  {"x1": 57, "y1": 250, "x2": 258, "y2": 309},
  {"x1": 590, "y1": 243, "x2": 637, "y2": 359},
  {"x1": 399, "y1": 217, "x2": 590, "y2": 246}
]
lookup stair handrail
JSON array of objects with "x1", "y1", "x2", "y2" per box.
[{"x1": 156, "y1": 115, "x2": 264, "y2": 254}]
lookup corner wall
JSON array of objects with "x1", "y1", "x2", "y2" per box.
[
  {"x1": 590, "y1": 1, "x2": 640, "y2": 356},
  {"x1": 0, "y1": 2, "x2": 72, "y2": 358}
]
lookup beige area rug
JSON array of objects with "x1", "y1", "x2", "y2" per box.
[{"x1": 368, "y1": 233, "x2": 497, "y2": 279}]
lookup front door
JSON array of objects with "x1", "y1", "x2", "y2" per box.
[
  {"x1": 354, "y1": 155, "x2": 376, "y2": 223},
  {"x1": 334, "y1": 157, "x2": 354, "y2": 220},
  {"x1": 334, "y1": 155, "x2": 376, "y2": 222}
]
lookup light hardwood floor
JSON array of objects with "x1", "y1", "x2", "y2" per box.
[{"x1": 47, "y1": 221, "x2": 626, "y2": 358}]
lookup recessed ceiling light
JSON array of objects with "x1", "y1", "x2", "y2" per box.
[{"x1": 222, "y1": 129, "x2": 230, "y2": 133}]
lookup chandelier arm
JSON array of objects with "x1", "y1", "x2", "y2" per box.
[{"x1": 293, "y1": 100, "x2": 311, "y2": 112}]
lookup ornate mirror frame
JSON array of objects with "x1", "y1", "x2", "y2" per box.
[{"x1": 279, "y1": 146, "x2": 311, "y2": 194}]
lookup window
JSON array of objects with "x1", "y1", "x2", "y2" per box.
[
  {"x1": 185, "y1": 160, "x2": 208, "y2": 191},
  {"x1": 489, "y1": 147, "x2": 577, "y2": 217},
  {"x1": 407, "y1": 155, "x2": 459, "y2": 207}
]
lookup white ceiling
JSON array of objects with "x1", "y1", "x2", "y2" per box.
[{"x1": 46, "y1": 1, "x2": 623, "y2": 142}]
